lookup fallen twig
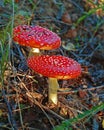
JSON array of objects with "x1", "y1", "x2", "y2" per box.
[{"x1": 58, "y1": 85, "x2": 104, "y2": 95}]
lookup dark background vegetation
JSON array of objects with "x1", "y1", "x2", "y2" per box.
[{"x1": 0, "y1": 0, "x2": 104, "y2": 130}]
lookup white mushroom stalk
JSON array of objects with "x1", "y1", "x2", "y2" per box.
[
  {"x1": 48, "y1": 78, "x2": 59, "y2": 104},
  {"x1": 28, "y1": 48, "x2": 40, "y2": 57}
]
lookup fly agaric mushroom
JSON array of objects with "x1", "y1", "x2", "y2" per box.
[
  {"x1": 13, "y1": 25, "x2": 61, "y2": 56},
  {"x1": 27, "y1": 55, "x2": 81, "y2": 104}
]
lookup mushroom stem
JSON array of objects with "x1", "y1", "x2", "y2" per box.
[
  {"x1": 28, "y1": 48, "x2": 41, "y2": 57},
  {"x1": 48, "y1": 77, "x2": 59, "y2": 104}
]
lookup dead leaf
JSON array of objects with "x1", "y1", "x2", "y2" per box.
[
  {"x1": 78, "y1": 90, "x2": 88, "y2": 98},
  {"x1": 62, "y1": 42, "x2": 75, "y2": 51},
  {"x1": 60, "y1": 106, "x2": 68, "y2": 117},
  {"x1": 62, "y1": 12, "x2": 72, "y2": 24},
  {"x1": 65, "y1": 28, "x2": 77, "y2": 38},
  {"x1": 15, "y1": 0, "x2": 19, "y2": 2},
  {"x1": 84, "y1": 0, "x2": 104, "y2": 16}
]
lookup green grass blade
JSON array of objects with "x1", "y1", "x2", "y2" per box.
[
  {"x1": 54, "y1": 103, "x2": 104, "y2": 130},
  {"x1": 75, "y1": 4, "x2": 104, "y2": 26}
]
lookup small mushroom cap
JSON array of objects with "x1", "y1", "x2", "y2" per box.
[
  {"x1": 27, "y1": 55, "x2": 81, "y2": 79},
  {"x1": 13, "y1": 25, "x2": 61, "y2": 50}
]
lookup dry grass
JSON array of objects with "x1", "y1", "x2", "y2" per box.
[{"x1": 0, "y1": 0, "x2": 104, "y2": 130}]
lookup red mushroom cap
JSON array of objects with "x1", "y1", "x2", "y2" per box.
[
  {"x1": 27, "y1": 55, "x2": 81, "y2": 79},
  {"x1": 13, "y1": 25, "x2": 61, "y2": 50}
]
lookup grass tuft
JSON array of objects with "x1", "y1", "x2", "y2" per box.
[{"x1": 54, "y1": 103, "x2": 104, "y2": 130}]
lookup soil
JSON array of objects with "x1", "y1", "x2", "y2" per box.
[{"x1": 0, "y1": 0, "x2": 104, "y2": 130}]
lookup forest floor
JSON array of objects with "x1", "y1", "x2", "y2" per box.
[{"x1": 0, "y1": 0, "x2": 104, "y2": 130}]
